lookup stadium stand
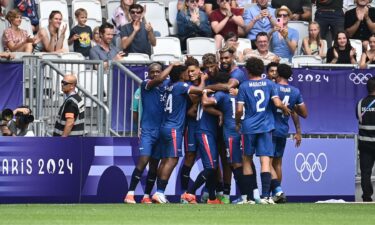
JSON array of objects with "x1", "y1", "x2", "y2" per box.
[
  {"x1": 137, "y1": 1, "x2": 169, "y2": 37},
  {"x1": 167, "y1": 0, "x2": 178, "y2": 35},
  {"x1": 0, "y1": 17, "x2": 7, "y2": 51},
  {"x1": 291, "y1": 55, "x2": 323, "y2": 67},
  {"x1": 237, "y1": 38, "x2": 252, "y2": 54},
  {"x1": 186, "y1": 37, "x2": 216, "y2": 63},
  {"x1": 152, "y1": 36, "x2": 182, "y2": 59},
  {"x1": 20, "y1": 16, "x2": 34, "y2": 37},
  {"x1": 349, "y1": 39, "x2": 362, "y2": 63},
  {"x1": 106, "y1": 0, "x2": 120, "y2": 22}
]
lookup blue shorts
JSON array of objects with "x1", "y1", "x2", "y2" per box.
[
  {"x1": 184, "y1": 125, "x2": 198, "y2": 152},
  {"x1": 241, "y1": 132, "x2": 274, "y2": 157},
  {"x1": 196, "y1": 132, "x2": 218, "y2": 169},
  {"x1": 139, "y1": 128, "x2": 161, "y2": 159},
  {"x1": 272, "y1": 136, "x2": 286, "y2": 158},
  {"x1": 224, "y1": 131, "x2": 242, "y2": 164},
  {"x1": 160, "y1": 127, "x2": 183, "y2": 158}
]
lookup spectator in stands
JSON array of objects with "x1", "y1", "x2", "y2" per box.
[
  {"x1": 360, "y1": 34, "x2": 375, "y2": 68},
  {"x1": 269, "y1": 6, "x2": 299, "y2": 62},
  {"x1": 68, "y1": 8, "x2": 93, "y2": 58},
  {"x1": 302, "y1": 21, "x2": 326, "y2": 58},
  {"x1": 326, "y1": 31, "x2": 357, "y2": 64},
  {"x1": 210, "y1": 0, "x2": 245, "y2": 49},
  {"x1": 111, "y1": 0, "x2": 134, "y2": 34},
  {"x1": 90, "y1": 23, "x2": 125, "y2": 70},
  {"x1": 53, "y1": 74, "x2": 85, "y2": 137},
  {"x1": 177, "y1": 0, "x2": 212, "y2": 51},
  {"x1": 315, "y1": 0, "x2": 344, "y2": 46},
  {"x1": 244, "y1": 31, "x2": 280, "y2": 65},
  {"x1": 345, "y1": 0, "x2": 375, "y2": 49},
  {"x1": 222, "y1": 32, "x2": 244, "y2": 62},
  {"x1": 15, "y1": 0, "x2": 39, "y2": 33},
  {"x1": 120, "y1": 4, "x2": 156, "y2": 56},
  {"x1": 271, "y1": 0, "x2": 312, "y2": 21},
  {"x1": 3, "y1": 9, "x2": 34, "y2": 53},
  {"x1": 356, "y1": 76, "x2": 375, "y2": 202},
  {"x1": 0, "y1": 0, "x2": 8, "y2": 17},
  {"x1": 243, "y1": 0, "x2": 277, "y2": 49},
  {"x1": 91, "y1": 26, "x2": 101, "y2": 47},
  {"x1": 33, "y1": 10, "x2": 68, "y2": 53}
]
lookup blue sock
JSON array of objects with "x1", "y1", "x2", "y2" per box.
[
  {"x1": 242, "y1": 175, "x2": 253, "y2": 200},
  {"x1": 156, "y1": 178, "x2": 168, "y2": 194},
  {"x1": 233, "y1": 167, "x2": 245, "y2": 195},
  {"x1": 224, "y1": 183, "x2": 231, "y2": 196},
  {"x1": 187, "y1": 170, "x2": 207, "y2": 194},
  {"x1": 260, "y1": 172, "x2": 271, "y2": 198}
]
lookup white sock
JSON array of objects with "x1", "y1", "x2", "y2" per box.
[
  {"x1": 143, "y1": 194, "x2": 150, "y2": 198},
  {"x1": 253, "y1": 189, "x2": 260, "y2": 200},
  {"x1": 127, "y1": 191, "x2": 134, "y2": 196}
]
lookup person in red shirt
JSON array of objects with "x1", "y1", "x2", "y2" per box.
[{"x1": 210, "y1": 0, "x2": 245, "y2": 49}]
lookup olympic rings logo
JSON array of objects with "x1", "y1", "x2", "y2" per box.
[
  {"x1": 348, "y1": 73, "x2": 372, "y2": 85},
  {"x1": 294, "y1": 153, "x2": 328, "y2": 182}
]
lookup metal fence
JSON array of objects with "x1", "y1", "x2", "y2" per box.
[{"x1": 23, "y1": 56, "x2": 110, "y2": 136}]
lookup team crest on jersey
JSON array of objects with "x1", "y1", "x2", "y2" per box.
[{"x1": 183, "y1": 83, "x2": 188, "y2": 87}]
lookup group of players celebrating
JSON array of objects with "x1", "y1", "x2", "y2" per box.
[{"x1": 123, "y1": 47, "x2": 308, "y2": 205}]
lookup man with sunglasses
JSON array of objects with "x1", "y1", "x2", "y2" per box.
[
  {"x1": 120, "y1": 4, "x2": 156, "y2": 56},
  {"x1": 53, "y1": 74, "x2": 85, "y2": 137}
]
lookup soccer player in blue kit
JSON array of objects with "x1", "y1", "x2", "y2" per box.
[
  {"x1": 270, "y1": 64, "x2": 307, "y2": 203},
  {"x1": 152, "y1": 64, "x2": 207, "y2": 203},
  {"x1": 200, "y1": 72, "x2": 250, "y2": 204},
  {"x1": 236, "y1": 57, "x2": 291, "y2": 204},
  {"x1": 204, "y1": 47, "x2": 248, "y2": 203},
  {"x1": 180, "y1": 56, "x2": 202, "y2": 195},
  {"x1": 124, "y1": 62, "x2": 172, "y2": 204}
]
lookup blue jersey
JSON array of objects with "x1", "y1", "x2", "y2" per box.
[
  {"x1": 140, "y1": 79, "x2": 168, "y2": 129},
  {"x1": 238, "y1": 78, "x2": 278, "y2": 134},
  {"x1": 230, "y1": 67, "x2": 247, "y2": 85},
  {"x1": 197, "y1": 102, "x2": 219, "y2": 136},
  {"x1": 161, "y1": 81, "x2": 191, "y2": 131},
  {"x1": 273, "y1": 83, "x2": 304, "y2": 138},
  {"x1": 214, "y1": 91, "x2": 237, "y2": 134}
]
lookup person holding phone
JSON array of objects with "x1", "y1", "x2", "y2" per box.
[
  {"x1": 120, "y1": 4, "x2": 156, "y2": 56},
  {"x1": 269, "y1": 6, "x2": 299, "y2": 62},
  {"x1": 243, "y1": 0, "x2": 277, "y2": 49},
  {"x1": 3, "y1": 9, "x2": 35, "y2": 53}
]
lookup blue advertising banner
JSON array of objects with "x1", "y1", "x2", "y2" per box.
[
  {"x1": 282, "y1": 138, "x2": 355, "y2": 198},
  {"x1": 0, "y1": 62, "x2": 23, "y2": 110},
  {"x1": 0, "y1": 137, "x2": 355, "y2": 203},
  {"x1": 288, "y1": 69, "x2": 369, "y2": 134},
  {"x1": 0, "y1": 138, "x2": 81, "y2": 203}
]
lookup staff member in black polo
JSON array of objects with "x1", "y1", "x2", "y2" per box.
[
  {"x1": 356, "y1": 77, "x2": 375, "y2": 202},
  {"x1": 53, "y1": 74, "x2": 85, "y2": 137}
]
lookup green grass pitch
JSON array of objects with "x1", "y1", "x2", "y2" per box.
[{"x1": 0, "y1": 203, "x2": 374, "y2": 225}]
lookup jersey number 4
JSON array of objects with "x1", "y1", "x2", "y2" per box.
[{"x1": 165, "y1": 94, "x2": 173, "y2": 113}]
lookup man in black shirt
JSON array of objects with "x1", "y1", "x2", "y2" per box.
[
  {"x1": 345, "y1": 0, "x2": 375, "y2": 48},
  {"x1": 356, "y1": 77, "x2": 375, "y2": 202}
]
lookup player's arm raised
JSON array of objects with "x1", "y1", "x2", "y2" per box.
[
  {"x1": 146, "y1": 63, "x2": 178, "y2": 89},
  {"x1": 205, "y1": 78, "x2": 238, "y2": 92}
]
